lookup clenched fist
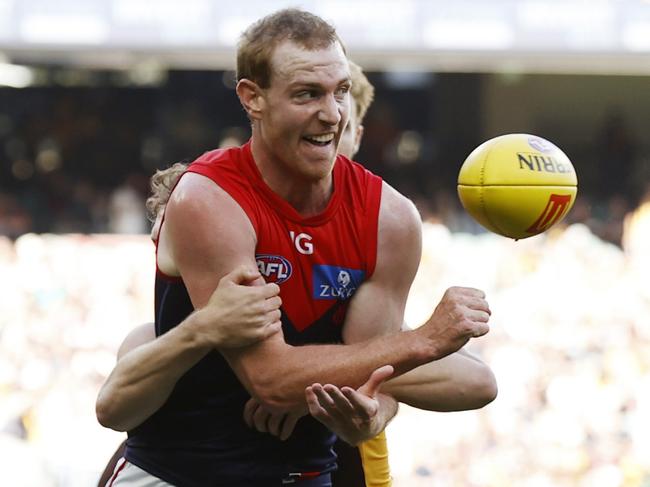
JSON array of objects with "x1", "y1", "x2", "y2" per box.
[{"x1": 417, "y1": 286, "x2": 491, "y2": 359}]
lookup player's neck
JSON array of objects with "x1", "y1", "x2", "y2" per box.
[{"x1": 250, "y1": 137, "x2": 334, "y2": 217}]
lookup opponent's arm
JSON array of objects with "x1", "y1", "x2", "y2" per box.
[
  {"x1": 166, "y1": 175, "x2": 490, "y2": 413},
  {"x1": 381, "y1": 346, "x2": 497, "y2": 411},
  {"x1": 95, "y1": 266, "x2": 282, "y2": 432}
]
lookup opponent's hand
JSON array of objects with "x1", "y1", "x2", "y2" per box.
[
  {"x1": 305, "y1": 365, "x2": 396, "y2": 446},
  {"x1": 418, "y1": 286, "x2": 491, "y2": 360},
  {"x1": 243, "y1": 398, "x2": 303, "y2": 441},
  {"x1": 193, "y1": 265, "x2": 282, "y2": 348}
]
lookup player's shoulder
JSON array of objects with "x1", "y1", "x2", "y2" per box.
[
  {"x1": 373, "y1": 182, "x2": 422, "y2": 282},
  {"x1": 165, "y1": 168, "x2": 251, "y2": 233},
  {"x1": 380, "y1": 181, "x2": 421, "y2": 233},
  {"x1": 169, "y1": 171, "x2": 221, "y2": 209},
  {"x1": 191, "y1": 145, "x2": 239, "y2": 166}
]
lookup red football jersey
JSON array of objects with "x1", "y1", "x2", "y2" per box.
[{"x1": 188, "y1": 141, "x2": 383, "y2": 343}]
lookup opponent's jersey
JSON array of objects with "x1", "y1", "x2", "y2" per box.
[{"x1": 125, "y1": 141, "x2": 383, "y2": 486}]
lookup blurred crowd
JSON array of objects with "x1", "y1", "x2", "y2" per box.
[
  {"x1": 0, "y1": 233, "x2": 154, "y2": 486},
  {"x1": 1, "y1": 198, "x2": 650, "y2": 486},
  {"x1": 389, "y1": 208, "x2": 650, "y2": 487}
]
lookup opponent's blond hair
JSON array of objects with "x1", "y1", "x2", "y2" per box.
[
  {"x1": 145, "y1": 162, "x2": 187, "y2": 221},
  {"x1": 349, "y1": 60, "x2": 374, "y2": 124},
  {"x1": 237, "y1": 8, "x2": 345, "y2": 88}
]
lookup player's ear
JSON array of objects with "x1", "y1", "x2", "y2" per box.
[
  {"x1": 353, "y1": 125, "x2": 364, "y2": 157},
  {"x1": 236, "y1": 79, "x2": 264, "y2": 120}
]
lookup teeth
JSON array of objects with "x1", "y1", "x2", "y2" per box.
[{"x1": 306, "y1": 134, "x2": 334, "y2": 143}]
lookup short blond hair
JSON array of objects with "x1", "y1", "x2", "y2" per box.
[
  {"x1": 237, "y1": 8, "x2": 345, "y2": 88},
  {"x1": 349, "y1": 60, "x2": 374, "y2": 123},
  {"x1": 145, "y1": 162, "x2": 187, "y2": 221}
]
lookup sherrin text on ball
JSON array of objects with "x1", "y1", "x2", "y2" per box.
[{"x1": 457, "y1": 133, "x2": 578, "y2": 239}]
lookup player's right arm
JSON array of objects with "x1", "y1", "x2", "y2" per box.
[
  {"x1": 95, "y1": 266, "x2": 282, "y2": 432},
  {"x1": 164, "y1": 173, "x2": 489, "y2": 413}
]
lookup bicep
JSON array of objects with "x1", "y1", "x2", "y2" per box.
[
  {"x1": 343, "y1": 183, "x2": 422, "y2": 344},
  {"x1": 117, "y1": 323, "x2": 156, "y2": 360},
  {"x1": 163, "y1": 173, "x2": 258, "y2": 307},
  {"x1": 162, "y1": 173, "x2": 290, "y2": 392}
]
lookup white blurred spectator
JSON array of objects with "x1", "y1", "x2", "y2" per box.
[{"x1": 108, "y1": 175, "x2": 148, "y2": 234}]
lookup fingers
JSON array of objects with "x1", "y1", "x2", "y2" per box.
[
  {"x1": 265, "y1": 295, "x2": 282, "y2": 312},
  {"x1": 444, "y1": 287, "x2": 492, "y2": 327},
  {"x1": 245, "y1": 400, "x2": 274, "y2": 434},
  {"x1": 243, "y1": 398, "x2": 259, "y2": 428},
  {"x1": 322, "y1": 385, "x2": 355, "y2": 416},
  {"x1": 358, "y1": 365, "x2": 394, "y2": 398},
  {"x1": 309, "y1": 383, "x2": 375, "y2": 422},
  {"x1": 306, "y1": 385, "x2": 327, "y2": 420},
  {"x1": 252, "y1": 403, "x2": 271, "y2": 433},
  {"x1": 262, "y1": 320, "x2": 282, "y2": 339},
  {"x1": 219, "y1": 267, "x2": 281, "y2": 302},
  {"x1": 259, "y1": 282, "x2": 281, "y2": 299},
  {"x1": 466, "y1": 296, "x2": 491, "y2": 315},
  {"x1": 341, "y1": 387, "x2": 378, "y2": 420},
  {"x1": 279, "y1": 412, "x2": 301, "y2": 441},
  {"x1": 222, "y1": 265, "x2": 261, "y2": 286},
  {"x1": 267, "y1": 411, "x2": 285, "y2": 437},
  {"x1": 449, "y1": 286, "x2": 485, "y2": 299},
  {"x1": 243, "y1": 397, "x2": 299, "y2": 441},
  {"x1": 471, "y1": 322, "x2": 490, "y2": 338},
  {"x1": 466, "y1": 309, "x2": 491, "y2": 323}
]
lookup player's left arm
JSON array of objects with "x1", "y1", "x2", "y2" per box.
[
  {"x1": 305, "y1": 182, "x2": 422, "y2": 443},
  {"x1": 341, "y1": 182, "x2": 496, "y2": 413}
]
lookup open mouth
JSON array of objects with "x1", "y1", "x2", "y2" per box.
[{"x1": 303, "y1": 133, "x2": 335, "y2": 147}]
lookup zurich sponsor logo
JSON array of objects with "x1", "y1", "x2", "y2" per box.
[
  {"x1": 313, "y1": 265, "x2": 365, "y2": 300},
  {"x1": 256, "y1": 254, "x2": 292, "y2": 284},
  {"x1": 527, "y1": 136, "x2": 555, "y2": 153}
]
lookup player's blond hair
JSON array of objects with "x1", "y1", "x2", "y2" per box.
[
  {"x1": 237, "y1": 8, "x2": 345, "y2": 88},
  {"x1": 349, "y1": 60, "x2": 374, "y2": 124},
  {"x1": 145, "y1": 162, "x2": 187, "y2": 221}
]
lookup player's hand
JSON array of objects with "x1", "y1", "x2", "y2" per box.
[
  {"x1": 193, "y1": 265, "x2": 282, "y2": 348},
  {"x1": 243, "y1": 398, "x2": 303, "y2": 441},
  {"x1": 419, "y1": 286, "x2": 491, "y2": 359},
  {"x1": 305, "y1": 365, "x2": 396, "y2": 446}
]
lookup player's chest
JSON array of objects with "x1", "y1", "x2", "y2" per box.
[{"x1": 254, "y1": 216, "x2": 367, "y2": 331}]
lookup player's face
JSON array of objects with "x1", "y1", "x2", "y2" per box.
[
  {"x1": 338, "y1": 99, "x2": 363, "y2": 159},
  {"x1": 258, "y1": 40, "x2": 350, "y2": 182}
]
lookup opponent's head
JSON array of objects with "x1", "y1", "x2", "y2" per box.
[
  {"x1": 236, "y1": 9, "x2": 351, "y2": 183},
  {"x1": 338, "y1": 60, "x2": 375, "y2": 159}
]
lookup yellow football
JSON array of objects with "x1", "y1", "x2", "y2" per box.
[{"x1": 457, "y1": 133, "x2": 578, "y2": 239}]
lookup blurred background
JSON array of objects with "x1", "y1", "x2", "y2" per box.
[{"x1": 1, "y1": 0, "x2": 650, "y2": 485}]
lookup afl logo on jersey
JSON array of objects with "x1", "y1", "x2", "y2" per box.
[
  {"x1": 313, "y1": 265, "x2": 365, "y2": 300},
  {"x1": 256, "y1": 254, "x2": 292, "y2": 284}
]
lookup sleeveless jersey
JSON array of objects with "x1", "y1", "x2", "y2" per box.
[{"x1": 125, "y1": 141, "x2": 383, "y2": 486}]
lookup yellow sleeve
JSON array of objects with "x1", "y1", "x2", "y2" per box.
[{"x1": 358, "y1": 430, "x2": 392, "y2": 487}]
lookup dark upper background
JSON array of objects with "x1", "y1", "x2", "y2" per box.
[{"x1": 1, "y1": 67, "x2": 647, "y2": 246}]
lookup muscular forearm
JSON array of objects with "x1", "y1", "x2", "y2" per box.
[
  {"x1": 225, "y1": 328, "x2": 438, "y2": 412},
  {"x1": 381, "y1": 349, "x2": 498, "y2": 411},
  {"x1": 96, "y1": 315, "x2": 210, "y2": 431}
]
